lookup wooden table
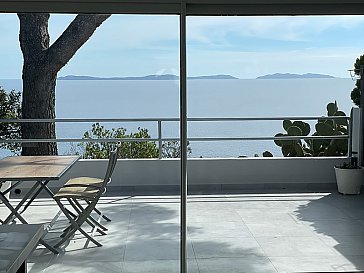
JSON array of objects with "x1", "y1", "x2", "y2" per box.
[
  {"x1": 0, "y1": 156, "x2": 79, "y2": 253},
  {"x1": 0, "y1": 224, "x2": 44, "y2": 273}
]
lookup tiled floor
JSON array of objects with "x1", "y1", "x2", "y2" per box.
[{"x1": 2, "y1": 192, "x2": 364, "y2": 273}]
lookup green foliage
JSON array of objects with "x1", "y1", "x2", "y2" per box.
[
  {"x1": 262, "y1": 151, "x2": 273, "y2": 157},
  {"x1": 161, "y1": 140, "x2": 191, "y2": 158},
  {"x1": 81, "y1": 123, "x2": 158, "y2": 159},
  {"x1": 274, "y1": 101, "x2": 348, "y2": 157},
  {"x1": 274, "y1": 120, "x2": 311, "y2": 157},
  {"x1": 350, "y1": 54, "x2": 364, "y2": 106},
  {"x1": 0, "y1": 87, "x2": 21, "y2": 154},
  {"x1": 79, "y1": 123, "x2": 191, "y2": 159}
]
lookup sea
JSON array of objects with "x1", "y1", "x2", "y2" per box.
[{"x1": 0, "y1": 78, "x2": 357, "y2": 158}]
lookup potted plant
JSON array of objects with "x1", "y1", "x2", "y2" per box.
[{"x1": 334, "y1": 158, "x2": 364, "y2": 194}]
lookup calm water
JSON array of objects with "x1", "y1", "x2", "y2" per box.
[{"x1": 0, "y1": 78, "x2": 356, "y2": 157}]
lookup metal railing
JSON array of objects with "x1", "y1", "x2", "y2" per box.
[{"x1": 0, "y1": 115, "x2": 352, "y2": 158}]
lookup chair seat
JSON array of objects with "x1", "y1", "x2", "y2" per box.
[
  {"x1": 54, "y1": 186, "x2": 99, "y2": 200},
  {"x1": 64, "y1": 177, "x2": 103, "y2": 187}
]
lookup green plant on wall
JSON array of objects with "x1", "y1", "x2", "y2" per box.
[
  {"x1": 81, "y1": 123, "x2": 159, "y2": 159},
  {"x1": 274, "y1": 120, "x2": 311, "y2": 156},
  {"x1": 78, "y1": 123, "x2": 191, "y2": 159},
  {"x1": 274, "y1": 101, "x2": 348, "y2": 157}
]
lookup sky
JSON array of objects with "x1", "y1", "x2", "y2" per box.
[{"x1": 1, "y1": 14, "x2": 364, "y2": 79}]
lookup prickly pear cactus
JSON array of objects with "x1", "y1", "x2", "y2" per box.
[
  {"x1": 274, "y1": 101, "x2": 348, "y2": 157},
  {"x1": 274, "y1": 120, "x2": 311, "y2": 157}
]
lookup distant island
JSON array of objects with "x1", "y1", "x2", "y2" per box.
[
  {"x1": 256, "y1": 73, "x2": 335, "y2": 79},
  {"x1": 58, "y1": 74, "x2": 238, "y2": 81}
]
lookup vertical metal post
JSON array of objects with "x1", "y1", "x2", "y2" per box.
[
  {"x1": 360, "y1": 65, "x2": 364, "y2": 165},
  {"x1": 158, "y1": 120, "x2": 162, "y2": 159},
  {"x1": 348, "y1": 108, "x2": 353, "y2": 158},
  {"x1": 179, "y1": 2, "x2": 188, "y2": 273}
]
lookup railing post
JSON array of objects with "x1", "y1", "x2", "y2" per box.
[
  {"x1": 348, "y1": 109, "x2": 353, "y2": 158},
  {"x1": 361, "y1": 65, "x2": 364, "y2": 165},
  {"x1": 158, "y1": 120, "x2": 162, "y2": 159},
  {"x1": 180, "y1": 2, "x2": 188, "y2": 273}
]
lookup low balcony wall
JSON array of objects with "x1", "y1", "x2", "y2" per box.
[{"x1": 12, "y1": 157, "x2": 348, "y2": 196}]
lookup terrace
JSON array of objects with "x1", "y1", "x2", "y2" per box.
[
  {"x1": 3, "y1": 192, "x2": 364, "y2": 273},
  {"x1": 1, "y1": 1, "x2": 364, "y2": 273}
]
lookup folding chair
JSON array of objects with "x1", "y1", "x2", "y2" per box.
[
  {"x1": 62, "y1": 145, "x2": 121, "y2": 223},
  {"x1": 53, "y1": 148, "x2": 118, "y2": 248}
]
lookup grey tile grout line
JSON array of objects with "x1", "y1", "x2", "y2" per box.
[
  {"x1": 120, "y1": 196, "x2": 134, "y2": 273},
  {"x1": 246, "y1": 217, "x2": 280, "y2": 273},
  {"x1": 189, "y1": 227, "x2": 202, "y2": 273}
]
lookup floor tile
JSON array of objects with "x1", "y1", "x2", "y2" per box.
[
  {"x1": 291, "y1": 203, "x2": 352, "y2": 221},
  {"x1": 187, "y1": 210, "x2": 242, "y2": 223},
  {"x1": 122, "y1": 259, "x2": 199, "y2": 273},
  {"x1": 127, "y1": 223, "x2": 180, "y2": 240},
  {"x1": 43, "y1": 260, "x2": 122, "y2": 273},
  {"x1": 317, "y1": 234, "x2": 364, "y2": 255},
  {"x1": 269, "y1": 255, "x2": 359, "y2": 273},
  {"x1": 236, "y1": 208, "x2": 296, "y2": 223},
  {"x1": 188, "y1": 221, "x2": 252, "y2": 239},
  {"x1": 124, "y1": 239, "x2": 194, "y2": 260},
  {"x1": 303, "y1": 219, "x2": 364, "y2": 236},
  {"x1": 256, "y1": 235, "x2": 337, "y2": 257},
  {"x1": 246, "y1": 221, "x2": 313, "y2": 237},
  {"x1": 129, "y1": 205, "x2": 179, "y2": 224},
  {"x1": 197, "y1": 256, "x2": 278, "y2": 273},
  {"x1": 192, "y1": 236, "x2": 265, "y2": 258},
  {"x1": 337, "y1": 255, "x2": 364, "y2": 271}
]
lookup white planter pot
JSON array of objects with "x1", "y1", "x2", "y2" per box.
[{"x1": 334, "y1": 167, "x2": 364, "y2": 195}]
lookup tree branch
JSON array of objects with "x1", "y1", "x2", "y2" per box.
[{"x1": 46, "y1": 14, "x2": 110, "y2": 73}]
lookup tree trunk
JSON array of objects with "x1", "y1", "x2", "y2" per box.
[
  {"x1": 21, "y1": 70, "x2": 58, "y2": 155},
  {"x1": 18, "y1": 13, "x2": 110, "y2": 155}
]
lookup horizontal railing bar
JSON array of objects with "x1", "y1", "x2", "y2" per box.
[
  {"x1": 187, "y1": 135, "x2": 349, "y2": 141},
  {"x1": 188, "y1": 117, "x2": 349, "y2": 121},
  {"x1": 0, "y1": 138, "x2": 163, "y2": 143},
  {"x1": 0, "y1": 135, "x2": 348, "y2": 143},
  {"x1": 0, "y1": 116, "x2": 349, "y2": 123},
  {"x1": 0, "y1": 118, "x2": 177, "y2": 123}
]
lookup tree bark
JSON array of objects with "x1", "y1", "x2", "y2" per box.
[{"x1": 18, "y1": 13, "x2": 110, "y2": 155}]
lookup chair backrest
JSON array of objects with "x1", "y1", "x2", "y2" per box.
[
  {"x1": 94, "y1": 147, "x2": 118, "y2": 200},
  {"x1": 103, "y1": 147, "x2": 119, "y2": 184}
]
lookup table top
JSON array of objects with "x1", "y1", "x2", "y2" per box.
[
  {"x1": 0, "y1": 224, "x2": 44, "y2": 273},
  {"x1": 0, "y1": 156, "x2": 79, "y2": 181}
]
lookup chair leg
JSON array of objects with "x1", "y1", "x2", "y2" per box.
[
  {"x1": 71, "y1": 199, "x2": 108, "y2": 233},
  {"x1": 84, "y1": 199, "x2": 112, "y2": 222},
  {"x1": 61, "y1": 203, "x2": 107, "y2": 238},
  {"x1": 94, "y1": 206, "x2": 112, "y2": 222},
  {"x1": 54, "y1": 198, "x2": 102, "y2": 249}
]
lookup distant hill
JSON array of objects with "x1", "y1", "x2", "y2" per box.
[
  {"x1": 58, "y1": 74, "x2": 238, "y2": 81},
  {"x1": 189, "y1": 75, "x2": 238, "y2": 80},
  {"x1": 256, "y1": 73, "x2": 335, "y2": 79}
]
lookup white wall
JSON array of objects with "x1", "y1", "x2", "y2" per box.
[{"x1": 13, "y1": 157, "x2": 347, "y2": 195}]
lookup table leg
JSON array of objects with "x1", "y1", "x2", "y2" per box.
[
  {"x1": 2, "y1": 182, "x2": 40, "y2": 224},
  {"x1": 38, "y1": 180, "x2": 55, "y2": 198},
  {"x1": 0, "y1": 193, "x2": 28, "y2": 224},
  {"x1": 16, "y1": 261, "x2": 26, "y2": 273},
  {"x1": 20, "y1": 180, "x2": 50, "y2": 214}
]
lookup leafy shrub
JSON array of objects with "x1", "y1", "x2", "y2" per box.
[
  {"x1": 79, "y1": 123, "x2": 191, "y2": 159},
  {"x1": 0, "y1": 87, "x2": 21, "y2": 154}
]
